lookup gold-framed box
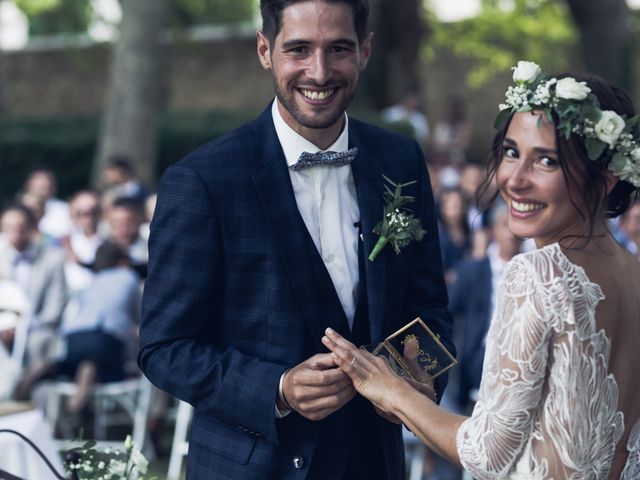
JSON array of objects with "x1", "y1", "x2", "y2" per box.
[{"x1": 368, "y1": 317, "x2": 457, "y2": 382}]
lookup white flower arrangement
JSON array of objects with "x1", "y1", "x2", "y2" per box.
[
  {"x1": 496, "y1": 61, "x2": 640, "y2": 187},
  {"x1": 65, "y1": 435, "x2": 154, "y2": 480}
]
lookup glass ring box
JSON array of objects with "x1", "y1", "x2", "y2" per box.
[{"x1": 367, "y1": 317, "x2": 457, "y2": 382}]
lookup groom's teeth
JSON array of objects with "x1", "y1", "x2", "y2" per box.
[
  {"x1": 302, "y1": 89, "x2": 334, "y2": 100},
  {"x1": 512, "y1": 200, "x2": 545, "y2": 212}
]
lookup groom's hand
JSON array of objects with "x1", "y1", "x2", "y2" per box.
[{"x1": 281, "y1": 353, "x2": 356, "y2": 421}]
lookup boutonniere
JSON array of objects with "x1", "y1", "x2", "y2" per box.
[{"x1": 368, "y1": 175, "x2": 426, "y2": 262}]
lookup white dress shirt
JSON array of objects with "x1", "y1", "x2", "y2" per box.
[
  {"x1": 272, "y1": 99, "x2": 360, "y2": 327},
  {"x1": 271, "y1": 99, "x2": 361, "y2": 418}
]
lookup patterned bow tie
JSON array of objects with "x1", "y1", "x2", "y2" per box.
[{"x1": 291, "y1": 147, "x2": 358, "y2": 171}]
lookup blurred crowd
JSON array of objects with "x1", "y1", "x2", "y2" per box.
[
  {"x1": 1, "y1": 102, "x2": 640, "y2": 474},
  {"x1": 0, "y1": 158, "x2": 155, "y2": 431}
]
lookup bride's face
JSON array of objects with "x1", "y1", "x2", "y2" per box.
[{"x1": 496, "y1": 111, "x2": 586, "y2": 248}]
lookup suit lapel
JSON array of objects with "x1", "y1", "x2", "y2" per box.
[
  {"x1": 252, "y1": 108, "x2": 350, "y2": 349},
  {"x1": 350, "y1": 126, "x2": 386, "y2": 344}
]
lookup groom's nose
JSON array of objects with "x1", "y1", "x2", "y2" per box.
[{"x1": 307, "y1": 50, "x2": 331, "y2": 85}]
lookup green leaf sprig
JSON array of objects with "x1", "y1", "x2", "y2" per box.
[{"x1": 368, "y1": 175, "x2": 426, "y2": 262}]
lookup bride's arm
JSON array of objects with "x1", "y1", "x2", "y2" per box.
[
  {"x1": 324, "y1": 254, "x2": 555, "y2": 478},
  {"x1": 321, "y1": 332, "x2": 467, "y2": 463}
]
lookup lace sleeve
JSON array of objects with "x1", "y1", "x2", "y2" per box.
[{"x1": 455, "y1": 254, "x2": 553, "y2": 479}]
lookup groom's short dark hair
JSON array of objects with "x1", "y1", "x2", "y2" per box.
[{"x1": 260, "y1": 0, "x2": 370, "y2": 44}]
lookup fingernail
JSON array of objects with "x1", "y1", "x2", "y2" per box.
[
  {"x1": 322, "y1": 336, "x2": 328, "y2": 343},
  {"x1": 326, "y1": 328, "x2": 334, "y2": 334}
]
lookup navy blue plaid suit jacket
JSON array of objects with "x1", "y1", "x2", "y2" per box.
[{"x1": 139, "y1": 104, "x2": 454, "y2": 479}]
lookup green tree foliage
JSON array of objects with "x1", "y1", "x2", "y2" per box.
[
  {"x1": 168, "y1": 0, "x2": 256, "y2": 28},
  {"x1": 426, "y1": 0, "x2": 577, "y2": 88},
  {"x1": 14, "y1": 0, "x2": 257, "y2": 36},
  {"x1": 14, "y1": 0, "x2": 92, "y2": 35}
]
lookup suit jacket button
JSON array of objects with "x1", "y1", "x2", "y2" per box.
[{"x1": 292, "y1": 456, "x2": 304, "y2": 469}]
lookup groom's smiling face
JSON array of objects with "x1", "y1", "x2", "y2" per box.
[{"x1": 257, "y1": 1, "x2": 372, "y2": 143}]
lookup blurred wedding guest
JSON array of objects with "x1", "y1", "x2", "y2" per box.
[
  {"x1": 0, "y1": 204, "x2": 68, "y2": 365},
  {"x1": 107, "y1": 197, "x2": 148, "y2": 270},
  {"x1": 17, "y1": 241, "x2": 142, "y2": 412},
  {"x1": 23, "y1": 168, "x2": 72, "y2": 240},
  {"x1": 139, "y1": 193, "x2": 157, "y2": 243},
  {"x1": 17, "y1": 191, "x2": 53, "y2": 245},
  {"x1": 102, "y1": 156, "x2": 149, "y2": 203},
  {"x1": 63, "y1": 191, "x2": 105, "y2": 293},
  {"x1": 382, "y1": 91, "x2": 429, "y2": 148},
  {"x1": 437, "y1": 188, "x2": 471, "y2": 283},
  {"x1": 614, "y1": 199, "x2": 640, "y2": 256},
  {"x1": 431, "y1": 98, "x2": 471, "y2": 166},
  {"x1": 459, "y1": 163, "x2": 489, "y2": 231},
  {"x1": 448, "y1": 203, "x2": 521, "y2": 411}
]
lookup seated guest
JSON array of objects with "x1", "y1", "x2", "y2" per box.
[
  {"x1": 22, "y1": 168, "x2": 72, "y2": 241},
  {"x1": 17, "y1": 240, "x2": 142, "y2": 412},
  {"x1": 139, "y1": 193, "x2": 157, "y2": 243},
  {"x1": 437, "y1": 188, "x2": 472, "y2": 283},
  {"x1": 101, "y1": 156, "x2": 149, "y2": 204},
  {"x1": 616, "y1": 198, "x2": 640, "y2": 256},
  {"x1": 63, "y1": 190, "x2": 105, "y2": 293},
  {"x1": 0, "y1": 203, "x2": 68, "y2": 365},
  {"x1": 107, "y1": 197, "x2": 148, "y2": 270}
]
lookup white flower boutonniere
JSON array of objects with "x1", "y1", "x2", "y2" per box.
[{"x1": 368, "y1": 176, "x2": 426, "y2": 262}]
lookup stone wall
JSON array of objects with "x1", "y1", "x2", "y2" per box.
[
  {"x1": 3, "y1": 34, "x2": 273, "y2": 118},
  {"x1": 2, "y1": 32, "x2": 638, "y2": 162}
]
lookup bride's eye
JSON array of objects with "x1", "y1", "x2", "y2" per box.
[
  {"x1": 539, "y1": 156, "x2": 558, "y2": 168},
  {"x1": 502, "y1": 146, "x2": 518, "y2": 158}
]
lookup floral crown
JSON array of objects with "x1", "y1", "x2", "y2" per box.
[{"x1": 495, "y1": 61, "x2": 640, "y2": 188}]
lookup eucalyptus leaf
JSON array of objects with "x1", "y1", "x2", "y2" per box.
[
  {"x1": 494, "y1": 109, "x2": 512, "y2": 130},
  {"x1": 585, "y1": 137, "x2": 606, "y2": 160},
  {"x1": 611, "y1": 152, "x2": 627, "y2": 171}
]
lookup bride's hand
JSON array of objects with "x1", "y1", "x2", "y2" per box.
[{"x1": 322, "y1": 328, "x2": 409, "y2": 415}]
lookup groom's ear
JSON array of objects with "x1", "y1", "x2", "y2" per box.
[{"x1": 257, "y1": 31, "x2": 272, "y2": 70}]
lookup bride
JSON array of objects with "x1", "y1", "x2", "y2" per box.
[{"x1": 322, "y1": 62, "x2": 640, "y2": 479}]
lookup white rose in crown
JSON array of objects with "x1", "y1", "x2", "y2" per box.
[
  {"x1": 631, "y1": 147, "x2": 640, "y2": 162},
  {"x1": 595, "y1": 110, "x2": 625, "y2": 147},
  {"x1": 555, "y1": 77, "x2": 591, "y2": 100},
  {"x1": 512, "y1": 61, "x2": 541, "y2": 83}
]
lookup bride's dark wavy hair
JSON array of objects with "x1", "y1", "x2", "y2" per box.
[{"x1": 477, "y1": 73, "x2": 639, "y2": 243}]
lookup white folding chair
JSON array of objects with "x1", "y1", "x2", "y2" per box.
[
  {"x1": 0, "y1": 279, "x2": 31, "y2": 400},
  {"x1": 167, "y1": 400, "x2": 193, "y2": 480},
  {"x1": 40, "y1": 373, "x2": 154, "y2": 454}
]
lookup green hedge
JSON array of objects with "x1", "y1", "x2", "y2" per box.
[
  {"x1": 0, "y1": 110, "x2": 252, "y2": 203},
  {"x1": 0, "y1": 108, "x2": 412, "y2": 204}
]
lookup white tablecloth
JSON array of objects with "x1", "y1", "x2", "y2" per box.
[{"x1": 0, "y1": 408, "x2": 65, "y2": 480}]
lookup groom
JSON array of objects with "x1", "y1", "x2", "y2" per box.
[{"x1": 138, "y1": 0, "x2": 453, "y2": 478}]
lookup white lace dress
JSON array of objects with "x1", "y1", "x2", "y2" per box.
[{"x1": 455, "y1": 243, "x2": 640, "y2": 479}]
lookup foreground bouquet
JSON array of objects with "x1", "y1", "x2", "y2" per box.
[{"x1": 65, "y1": 435, "x2": 155, "y2": 480}]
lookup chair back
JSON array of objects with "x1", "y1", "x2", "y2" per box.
[{"x1": 0, "y1": 279, "x2": 32, "y2": 399}]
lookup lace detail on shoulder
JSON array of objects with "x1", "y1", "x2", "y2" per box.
[
  {"x1": 622, "y1": 419, "x2": 640, "y2": 479},
  {"x1": 456, "y1": 244, "x2": 626, "y2": 479}
]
